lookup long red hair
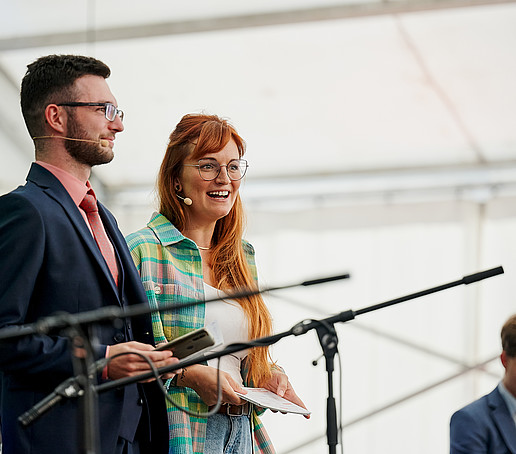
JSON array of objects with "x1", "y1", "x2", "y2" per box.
[{"x1": 157, "y1": 113, "x2": 273, "y2": 386}]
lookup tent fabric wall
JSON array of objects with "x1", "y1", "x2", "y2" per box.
[
  {"x1": 247, "y1": 199, "x2": 512, "y2": 453},
  {"x1": 104, "y1": 194, "x2": 514, "y2": 453}
]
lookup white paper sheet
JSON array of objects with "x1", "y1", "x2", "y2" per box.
[{"x1": 235, "y1": 387, "x2": 310, "y2": 415}]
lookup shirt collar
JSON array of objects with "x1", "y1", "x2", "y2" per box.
[
  {"x1": 147, "y1": 212, "x2": 195, "y2": 248},
  {"x1": 498, "y1": 381, "x2": 516, "y2": 417},
  {"x1": 35, "y1": 161, "x2": 90, "y2": 207}
]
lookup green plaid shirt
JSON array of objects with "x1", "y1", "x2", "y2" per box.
[{"x1": 126, "y1": 212, "x2": 275, "y2": 454}]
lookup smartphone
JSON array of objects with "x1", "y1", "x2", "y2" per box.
[{"x1": 154, "y1": 327, "x2": 215, "y2": 359}]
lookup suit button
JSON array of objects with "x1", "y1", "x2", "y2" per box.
[
  {"x1": 137, "y1": 398, "x2": 143, "y2": 406},
  {"x1": 154, "y1": 285, "x2": 161, "y2": 294},
  {"x1": 113, "y1": 332, "x2": 125, "y2": 343}
]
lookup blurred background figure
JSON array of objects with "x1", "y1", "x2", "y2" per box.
[{"x1": 450, "y1": 314, "x2": 516, "y2": 453}]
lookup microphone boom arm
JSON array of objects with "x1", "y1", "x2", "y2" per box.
[
  {"x1": 0, "y1": 273, "x2": 352, "y2": 341},
  {"x1": 17, "y1": 265, "x2": 504, "y2": 449},
  {"x1": 96, "y1": 266, "x2": 504, "y2": 392}
]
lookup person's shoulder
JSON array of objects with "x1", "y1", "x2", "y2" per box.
[
  {"x1": 242, "y1": 239, "x2": 255, "y2": 255},
  {"x1": 451, "y1": 389, "x2": 494, "y2": 421},
  {"x1": 2, "y1": 164, "x2": 70, "y2": 209},
  {"x1": 0, "y1": 185, "x2": 43, "y2": 219},
  {"x1": 0, "y1": 186, "x2": 48, "y2": 249},
  {"x1": 125, "y1": 226, "x2": 158, "y2": 248}
]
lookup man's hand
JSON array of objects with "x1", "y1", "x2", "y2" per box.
[{"x1": 107, "y1": 341, "x2": 178, "y2": 382}]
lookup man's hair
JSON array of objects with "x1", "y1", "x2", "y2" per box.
[
  {"x1": 501, "y1": 314, "x2": 516, "y2": 357},
  {"x1": 20, "y1": 54, "x2": 111, "y2": 137}
]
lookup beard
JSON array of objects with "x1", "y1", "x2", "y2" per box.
[{"x1": 64, "y1": 116, "x2": 114, "y2": 167}]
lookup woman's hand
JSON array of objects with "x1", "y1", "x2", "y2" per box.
[
  {"x1": 177, "y1": 364, "x2": 247, "y2": 407},
  {"x1": 263, "y1": 368, "x2": 310, "y2": 419}
]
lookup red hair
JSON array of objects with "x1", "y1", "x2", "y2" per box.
[{"x1": 157, "y1": 113, "x2": 273, "y2": 386}]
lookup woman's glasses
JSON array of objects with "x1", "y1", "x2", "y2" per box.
[{"x1": 183, "y1": 158, "x2": 248, "y2": 181}]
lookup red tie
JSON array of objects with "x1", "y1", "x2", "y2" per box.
[{"x1": 80, "y1": 190, "x2": 118, "y2": 285}]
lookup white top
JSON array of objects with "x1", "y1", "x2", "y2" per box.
[{"x1": 204, "y1": 282, "x2": 249, "y2": 385}]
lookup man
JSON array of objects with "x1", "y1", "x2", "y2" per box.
[
  {"x1": 450, "y1": 314, "x2": 516, "y2": 453},
  {"x1": 0, "y1": 55, "x2": 176, "y2": 454}
]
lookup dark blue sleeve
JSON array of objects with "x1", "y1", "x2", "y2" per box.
[
  {"x1": 0, "y1": 193, "x2": 74, "y2": 381},
  {"x1": 450, "y1": 407, "x2": 488, "y2": 454}
]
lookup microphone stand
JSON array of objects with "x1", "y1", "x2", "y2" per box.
[
  {"x1": 315, "y1": 322, "x2": 340, "y2": 453},
  {"x1": 66, "y1": 324, "x2": 100, "y2": 454},
  {"x1": 9, "y1": 266, "x2": 503, "y2": 454},
  {"x1": 95, "y1": 266, "x2": 504, "y2": 454},
  {"x1": 9, "y1": 273, "x2": 350, "y2": 454}
]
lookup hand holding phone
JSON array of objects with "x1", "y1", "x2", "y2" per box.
[{"x1": 154, "y1": 328, "x2": 215, "y2": 359}]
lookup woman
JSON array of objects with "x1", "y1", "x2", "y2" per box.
[{"x1": 126, "y1": 113, "x2": 307, "y2": 454}]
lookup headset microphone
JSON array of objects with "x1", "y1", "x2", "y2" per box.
[
  {"x1": 176, "y1": 194, "x2": 193, "y2": 206},
  {"x1": 33, "y1": 136, "x2": 110, "y2": 147}
]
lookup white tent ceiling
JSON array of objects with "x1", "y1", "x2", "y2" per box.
[{"x1": 1, "y1": 0, "x2": 516, "y2": 205}]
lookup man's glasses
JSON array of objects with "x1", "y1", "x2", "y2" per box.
[
  {"x1": 56, "y1": 102, "x2": 124, "y2": 122},
  {"x1": 183, "y1": 158, "x2": 248, "y2": 181}
]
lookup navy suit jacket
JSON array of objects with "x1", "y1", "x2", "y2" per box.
[
  {"x1": 0, "y1": 163, "x2": 167, "y2": 454},
  {"x1": 450, "y1": 386, "x2": 516, "y2": 454}
]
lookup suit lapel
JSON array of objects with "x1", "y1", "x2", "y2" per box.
[
  {"x1": 98, "y1": 203, "x2": 126, "y2": 298},
  {"x1": 29, "y1": 164, "x2": 120, "y2": 302},
  {"x1": 489, "y1": 388, "x2": 516, "y2": 453}
]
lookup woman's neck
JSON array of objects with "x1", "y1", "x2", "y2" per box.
[
  {"x1": 182, "y1": 223, "x2": 216, "y2": 251},
  {"x1": 182, "y1": 224, "x2": 218, "y2": 286}
]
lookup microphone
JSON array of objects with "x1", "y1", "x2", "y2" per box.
[
  {"x1": 176, "y1": 194, "x2": 193, "y2": 206},
  {"x1": 33, "y1": 136, "x2": 110, "y2": 147},
  {"x1": 18, "y1": 357, "x2": 109, "y2": 426},
  {"x1": 18, "y1": 376, "x2": 83, "y2": 426},
  {"x1": 462, "y1": 266, "x2": 504, "y2": 285}
]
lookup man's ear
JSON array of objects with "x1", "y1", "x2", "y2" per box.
[
  {"x1": 501, "y1": 351, "x2": 508, "y2": 369},
  {"x1": 44, "y1": 104, "x2": 66, "y2": 134}
]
